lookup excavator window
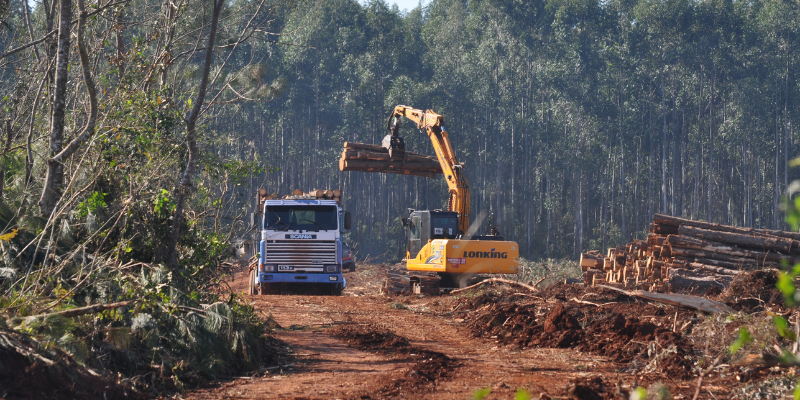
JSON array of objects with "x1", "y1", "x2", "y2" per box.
[
  {"x1": 409, "y1": 216, "x2": 421, "y2": 240},
  {"x1": 430, "y1": 211, "x2": 459, "y2": 239}
]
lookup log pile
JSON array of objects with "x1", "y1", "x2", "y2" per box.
[
  {"x1": 581, "y1": 213, "x2": 793, "y2": 293},
  {"x1": 258, "y1": 187, "x2": 343, "y2": 203},
  {"x1": 339, "y1": 142, "x2": 442, "y2": 178}
]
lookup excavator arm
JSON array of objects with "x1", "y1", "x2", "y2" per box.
[{"x1": 385, "y1": 105, "x2": 470, "y2": 235}]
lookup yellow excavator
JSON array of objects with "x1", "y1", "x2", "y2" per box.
[{"x1": 384, "y1": 105, "x2": 519, "y2": 288}]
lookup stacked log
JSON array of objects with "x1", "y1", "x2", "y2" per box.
[
  {"x1": 339, "y1": 142, "x2": 442, "y2": 178},
  {"x1": 258, "y1": 188, "x2": 344, "y2": 203},
  {"x1": 581, "y1": 214, "x2": 790, "y2": 293}
]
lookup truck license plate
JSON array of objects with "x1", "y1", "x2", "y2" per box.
[{"x1": 278, "y1": 265, "x2": 293, "y2": 271}]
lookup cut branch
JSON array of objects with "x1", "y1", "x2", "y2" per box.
[{"x1": 449, "y1": 278, "x2": 538, "y2": 294}]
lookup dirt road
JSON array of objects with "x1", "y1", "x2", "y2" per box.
[
  {"x1": 185, "y1": 265, "x2": 635, "y2": 400},
  {"x1": 185, "y1": 263, "x2": 773, "y2": 399}
]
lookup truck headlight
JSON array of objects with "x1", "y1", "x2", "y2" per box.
[
  {"x1": 264, "y1": 264, "x2": 276, "y2": 272},
  {"x1": 329, "y1": 276, "x2": 338, "y2": 281},
  {"x1": 325, "y1": 265, "x2": 338, "y2": 273}
]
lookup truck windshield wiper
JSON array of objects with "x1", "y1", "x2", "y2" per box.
[{"x1": 267, "y1": 212, "x2": 291, "y2": 231}]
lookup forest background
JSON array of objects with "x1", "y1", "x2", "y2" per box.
[{"x1": 2, "y1": 0, "x2": 800, "y2": 264}]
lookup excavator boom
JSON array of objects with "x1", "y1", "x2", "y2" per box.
[{"x1": 386, "y1": 106, "x2": 470, "y2": 235}]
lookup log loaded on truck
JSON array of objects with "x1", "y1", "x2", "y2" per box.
[
  {"x1": 339, "y1": 105, "x2": 520, "y2": 289},
  {"x1": 249, "y1": 189, "x2": 352, "y2": 295}
]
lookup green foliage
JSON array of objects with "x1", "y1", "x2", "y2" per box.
[
  {"x1": 153, "y1": 189, "x2": 175, "y2": 215},
  {"x1": 729, "y1": 327, "x2": 753, "y2": 354},
  {"x1": 630, "y1": 387, "x2": 648, "y2": 400},
  {"x1": 514, "y1": 388, "x2": 531, "y2": 400},
  {"x1": 77, "y1": 191, "x2": 107, "y2": 218},
  {"x1": 472, "y1": 387, "x2": 491, "y2": 400},
  {"x1": 774, "y1": 316, "x2": 798, "y2": 341}
]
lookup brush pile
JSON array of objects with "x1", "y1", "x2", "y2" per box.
[{"x1": 581, "y1": 214, "x2": 797, "y2": 294}]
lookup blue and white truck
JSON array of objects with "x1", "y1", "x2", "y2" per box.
[{"x1": 249, "y1": 197, "x2": 351, "y2": 295}]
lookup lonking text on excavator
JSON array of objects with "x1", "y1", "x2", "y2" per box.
[{"x1": 340, "y1": 105, "x2": 520, "y2": 289}]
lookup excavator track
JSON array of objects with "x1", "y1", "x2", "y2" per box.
[{"x1": 382, "y1": 270, "x2": 440, "y2": 295}]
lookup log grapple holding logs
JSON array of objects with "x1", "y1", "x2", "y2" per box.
[
  {"x1": 338, "y1": 142, "x2": 443, "y2": 178},
  {"x1": 581, "y1": 214, "x2": 795, "y2": 294}
]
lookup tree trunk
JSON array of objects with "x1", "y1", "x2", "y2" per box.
[
  {"x1": 677, "y1": 225, "x2": 799, "y2": 254},
  {"x1": 166, "y1": 0, "x2": 224, "y2": 268},
  {"x1": 667, "y1": 268, "x2": 733, "y2": 294},
  {"x1": 0, "y1": 119, "x2": 12, "y2": 198},
  {"x1": 654, "y1": 213, "x2": 800, "y2": 241},
  {"x1": 666, "y1": 234, "x2": 800, "y2": 264},
  {"x1": 38, "y1": 0, "x2": 71, "y2": 217}
]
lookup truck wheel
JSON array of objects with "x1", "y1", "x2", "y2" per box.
[
  {"x1": 260, "y1": 282, "x2": 281, "y2": 295},
  {"x1": 248, "y1": 269, "x2": 255, "y2": 295},
  {"x1": 330, "y1": 283, "x2": 343, "y2": 296}
]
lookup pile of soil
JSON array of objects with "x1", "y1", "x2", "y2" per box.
[
  {"x1": 566, "y1": 376, "x2": 607, "y2": 400},
  {"x1": 719, "y1": 269, "x2": 783, "y2": 312},
  {"x1": 330, "y1": 324, "x2": 410, "y2": 351},
  {"x1": 463, "y1": 285, "x2": 694, "y2": 377},
  {"x1": 330, "y1": 324, "x2": 455, "y2": 397}
]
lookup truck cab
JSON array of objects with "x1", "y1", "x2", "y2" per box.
[{"x1": 251, "y1": 199, "x2": 351, "y2": 295}]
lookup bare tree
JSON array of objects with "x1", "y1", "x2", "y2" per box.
[
  {"x1": 38, "y1": 0, "x2": 71, "y2": 217},
  {"x1": 165, "y1": 0, "x2": 225, "y2": 267}
]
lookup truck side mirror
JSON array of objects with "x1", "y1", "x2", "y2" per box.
[
  {"x1": 344, "y1": 212, "x2": 352, "y2": 230},
  {"x1": 401, "y1": 217, "x2": 408, "y2": 227},
  {"x1": 250, "y1": 213, "x2": 256, "y2": 230}
]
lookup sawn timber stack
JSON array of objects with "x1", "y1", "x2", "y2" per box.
[
  {"x1": 580, "y1": 214, "x2": 793, "y2": 294},
  {"x1": 339, "y1": 142, "x2": 443, "y2": 178}
]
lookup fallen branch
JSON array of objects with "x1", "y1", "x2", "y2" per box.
[
  {"x1": 450, "y1": 278, "x2": 538, "y2": 294},
  {"x1": 570, "y1": 297, "x2": 616, "y2": 307},
  {"x1": 597, "y1": 285, "x2": 733, "y2": 314},
  {"x1": 511, "y1": 292, "x2": 543, "y2": 299},
  {"x1": 532, "y1": 276, "x2": 546, "y2": 289},
  {"x1": 24, "y1": 300, "x2": 134, "y2": 322},
  {"x1": 692, "y1": 353, "x2": 723, "y2": 400}
]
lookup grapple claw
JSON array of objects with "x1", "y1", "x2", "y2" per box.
[{"x1": 382, "y1": 134, "x2": 405, "y2": 161}]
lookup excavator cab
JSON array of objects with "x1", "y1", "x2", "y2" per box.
[{"x1": 403, "y1": 210, "x2": 459, "y2": 259}]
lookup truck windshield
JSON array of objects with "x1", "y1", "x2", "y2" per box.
[{"x1": 265, "y1": 205, "x2": 338, "y2": 231}]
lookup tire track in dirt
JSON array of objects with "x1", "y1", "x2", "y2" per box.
[{"x1": 185, "y1": 266, "x2": 627, "y2": 399}]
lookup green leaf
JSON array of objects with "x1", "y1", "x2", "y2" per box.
[
  {"x1": 778, "y1": 272, "x2": 797, "y2": 307},
  {"x1": 473, "y1": 387, "x2": 491, "y2": 400},
  {"x1": 730, "y1": 327, "x2": 752, "y2": 354},
  {"x1": 187, "y1": 98, "x2": 192, "y2": 108},
  {"x1": 630, "y1": 387, "x2": 648, "y2": 400},
  {"x1": 774, "y1": 316, "x2": 797, "y2": 341},
  {"x1": 515, "y1": 388, "x2": 531, "y2": 400}
]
